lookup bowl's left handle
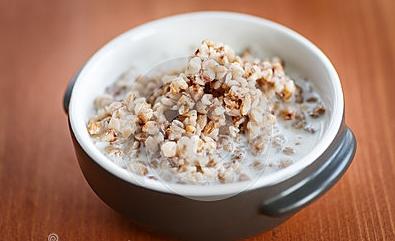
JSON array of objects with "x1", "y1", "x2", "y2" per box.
[{"x1": 63, "y1": 71, "x2": 80, "y2": 114}]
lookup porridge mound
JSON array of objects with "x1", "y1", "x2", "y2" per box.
[{"x1": 87, "y1": 40, "x2": 326, "y2": 184}]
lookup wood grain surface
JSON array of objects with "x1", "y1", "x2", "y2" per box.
[{"x1": 1, "y1": 0, "x2": 394, "y2": 240}]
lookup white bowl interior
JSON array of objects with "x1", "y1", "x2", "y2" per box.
[{"x1": 69, "y1": 12, "x2": 343, "y2": 197}]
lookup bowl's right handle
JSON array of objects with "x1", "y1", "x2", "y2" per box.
[
  {"x1": 63, "y1": 70, "x2": 81, "y2": 114},
  {"x1": 260, "y1": 127, "x2": 356, "y2": 217}
]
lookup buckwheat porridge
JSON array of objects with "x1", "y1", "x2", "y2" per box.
[{"x1": 87, "y1": 40, "x2": 327, "y2": 185}]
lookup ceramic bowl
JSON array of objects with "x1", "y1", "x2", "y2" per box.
[{"x1": 64, "y1": 12, "x2": 356, "y2": 241}]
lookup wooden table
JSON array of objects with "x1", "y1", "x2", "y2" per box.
[{"x1": 1, "y1": 0, "x2": 394, "y2": 240}]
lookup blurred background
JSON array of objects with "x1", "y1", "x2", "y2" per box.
[{"x1": 1, "y1": 0, "x2": 394, "y2": 240}]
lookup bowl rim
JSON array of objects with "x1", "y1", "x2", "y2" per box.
[{"x1": 68, "y1": 11, "x2": 344, "y2": 197}]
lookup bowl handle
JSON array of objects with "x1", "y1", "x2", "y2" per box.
[
  {"x1": 260, "y1": 127, "x2": 356, "y2": 217},
  {"x1": 63, "y1": 70, "x2": 81, "y2": 114}
]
